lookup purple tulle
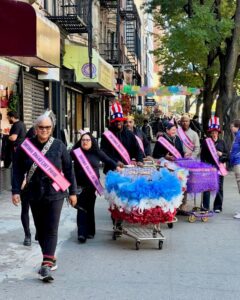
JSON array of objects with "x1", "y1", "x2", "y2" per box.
[{"x1": 176, "y1": 159, "x2": 219, "y2": 193}]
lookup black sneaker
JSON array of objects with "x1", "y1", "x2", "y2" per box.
[
  {"x1": 39, "y1": 265, "x2": 54, "y2": 282},
  {"x1": 78, "y1": 235, "x2": 86, "y2": 243},
  {"x1": 23, "y1": 236, "x2": 31, "y2": 246}
]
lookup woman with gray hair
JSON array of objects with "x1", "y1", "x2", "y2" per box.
[{"x1": 11, "y1": 112, "x2": 77, "y2": 282}]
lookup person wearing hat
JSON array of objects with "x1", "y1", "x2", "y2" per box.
[
  {"x1": 201, "y1": 117, "x2": 228, "y2": 213},
  {"x1": 152, "y1": 123, "x2": 184, "y2": 160},
  {"x1": 100, "y1": 102, "x2": 144, "y2": 173},
  {"x1": 230, "y1": 119, "x2": 240, "y2": 219},
  {"x1": 101, "y1": 102, "x2": 144, "y2": 230},
  {"x1": 125, "y1": 115, "x2": 151, "y2": 157}
]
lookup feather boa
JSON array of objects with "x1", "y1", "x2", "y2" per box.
[{"x1": 105, "y1": 167, "x2": 188, "y2": 224}]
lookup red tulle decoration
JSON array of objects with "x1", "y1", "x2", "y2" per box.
[{"x1": 109, "y1": 206, "x2": 176, "y2": 225}]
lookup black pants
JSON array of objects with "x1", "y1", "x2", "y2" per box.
[
  {"x1": 21, "y1": 197, "x2": 31, "y2": 237},
  {"x1": 77, "y1": 187, "x2": 96, "y2": 238},
  {"x1": 30, "y1": 198, "x2": 64, "y2": 257},
  {"x1": 202, "y1": 175, "x2": 224, "y2": 211}
]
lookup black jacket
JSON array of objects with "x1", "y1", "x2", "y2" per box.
[
  {"x1": 152, "y1": 133, "x2": 184, "y2": 159},
  {"x1": 12, "y1": 137, "x2": 77, "y2": 200},
  {"x1": 201, "y1": 138, "x2": 229, "y2": 166},
  {"x1": 71, "y1": 145, "x2": 117, "y2": 188},
  {"x1": 133, "y1": 127, "x2": 151, "y2": 156},
  {"x1": 100, "y1": 127, "x2": 143, "y2": 173}
]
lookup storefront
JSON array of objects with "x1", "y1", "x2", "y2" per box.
[
  {"x1": 63, "y1": 44, "x2": 115, "y2": 137},
  {"x1": 0, "y1": 0, "x2": 60, "y2": 192}
]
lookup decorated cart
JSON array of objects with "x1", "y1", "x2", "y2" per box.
[
  {"x1": 105, "y1": 164, "x2": 188, "y2": 250},
  {"x1": 175, "y1": 159, "x2": 219, "y2": 222}
]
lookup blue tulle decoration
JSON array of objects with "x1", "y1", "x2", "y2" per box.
[{"x1": 105, "y1": 169, "x2": 182, "y2": 203}]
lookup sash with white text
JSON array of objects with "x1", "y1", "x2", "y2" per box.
[
  {"x1": 135, "y1": 135, "x2": 145, "y2": 156},
  {"x1": 206, "y1": 138, "x2": 228, "y2": 176},
  {"x1": 177, "y1": 127, "x2": 194, "y2": 152},
  {"x1": 21, "y1": 139, "x2": 70, "y2": 192},
  {"x1": 158, "y1": 136, "x2": 182, "y2": 159},
  {"x1": 103, "y1": 130, "x2": 131, "y2": 164},
  {"x1": 73, "y1": 147, "x2": 104, "y2": 196}
]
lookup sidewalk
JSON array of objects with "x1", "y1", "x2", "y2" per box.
[{"x1": 0, "y1": 173, "x2": 240, "y2": 299}]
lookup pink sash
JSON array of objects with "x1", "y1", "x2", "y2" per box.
[
  {"x1": 103, "y1": 130, "x2": 131, "y2": 164},
  {"x1": 158, "y1": 136, "x2": 182, "y2": 159},
  {"x1": 177, "y1": 127, "x2": 194, "y2": 151},
  {"x1": 206, "y1": 138, "x2": 228, "y2": 176},
  {"x1": 135, "y1": 135, "x2": 145, "y2": 155},
  {"x1": 21, "y1": 139, "x2": 70, "y2": 192},
  {"x1": 73, "y1": 147, "x2": 104, "y2": 196}
]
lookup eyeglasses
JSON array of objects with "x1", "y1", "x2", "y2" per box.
[
  {"x1": 38, "y1": 126, "x2": 52, "y2": 131},
  {"x1": 81, "y1": 138, "x2": 91, "y2": 142}
]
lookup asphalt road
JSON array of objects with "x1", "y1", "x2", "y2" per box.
[{"x1": 0, "y1": 173, "x2": 240, "y2": 300}]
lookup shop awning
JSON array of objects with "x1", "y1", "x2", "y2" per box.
[
  {"x1": 0, "y1": 0, "x2": 60, "y2": 67},
  {"x1": 63, "y1": 44, "x2": 115, "y2": 92}
]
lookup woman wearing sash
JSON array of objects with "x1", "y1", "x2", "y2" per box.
[
  {"x1": 201, "y1": 117, "x2": 228, "y2": 213},
  {"x1": 72, "y1": 132, "x2": 121, "y2": 243},
  {"x1": 152, "y1": 123, "x2": 184, "y2": 160},
  {"x1": 11, "y1": 113, "x2": 77, "y2": 283}
]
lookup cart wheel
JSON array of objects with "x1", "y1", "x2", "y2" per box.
[
  {"x1": 136, "y1": 241, "x2": 140, "y2": 250},
  {"x1": 201, "y1": 217, "x2": 208, "y2": 222},
  {"x1": 158, "y1": 240, "x2": 163, "y2": 250},
  {"x1": 167, "y1": 223, "x2": 173, "y2": 229},
  {"x1": 188, "y1": 215, "x2": 196, "y2": 223}
]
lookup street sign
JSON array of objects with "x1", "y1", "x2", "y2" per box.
[{"x1": 144, "y1": 99, "x2": 156, "y2": 106}]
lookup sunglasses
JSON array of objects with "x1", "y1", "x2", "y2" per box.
[{"x1": 38, "y1": 126, "x2": 52, "y2": 130}]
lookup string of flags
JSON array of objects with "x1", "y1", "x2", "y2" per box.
[{"x1": 120, "y1": 85, "x2": 201, "y2": 96}]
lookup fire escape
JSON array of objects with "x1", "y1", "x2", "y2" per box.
[
  {"x1": 47, "y1": 0, "x2": 89, "y2": 34},
  {"x1": 99, "y1": 0, "x2": 141, "y2": 85},
  {"x1": 120, "y1": 0, "x2": 141, "y2": 85},
  {"x1": 47, "y1": 0, "x2": 94, "y2": 77}
]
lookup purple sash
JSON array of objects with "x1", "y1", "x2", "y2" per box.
[
  {"x1": 158, "y1": 136, "x2": 182, "y2": 159},
  {"x1": 177, "y1": 127, "x2": 194, "y2": 151},
  {"x1": 103, "y1": 131, "x2": 131, "y2": 164},
  {"x1": 206, "y1": 138, "x2": 228, "y2": 176},
  {"x1": 135, "y1": 135, "x2": 145, "y2": 155},
  {"x1": 21, "y1": 139, "x2": 70, "y2": 192},
  {"x1": 73, "y1": 147, "x2": 104, "y2": 196}
]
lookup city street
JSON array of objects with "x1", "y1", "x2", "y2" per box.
[{"x1": 0, "y1": 173, "x2": 240, "y2": 300}]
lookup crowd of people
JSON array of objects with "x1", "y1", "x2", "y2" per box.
[{"x1": 3, "y1": 103, "x2": 240, "y2": 283}]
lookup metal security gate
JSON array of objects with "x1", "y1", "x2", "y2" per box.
[{"x1": 23, "y1": 72, "x2": 45, "y2": 129}]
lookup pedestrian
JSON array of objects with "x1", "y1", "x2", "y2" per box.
[
  {"x1": 230, "y1": 119, "x2": 240, "y2": 219},
  {"x1": 178, "y1": 115, "x2": 200, "y2": 159},
  {"x1": 201, "y1": 117, "x2": 228, "y2": 213},
  {"x1": 152, "y1": 123, "x2": 184, "y2": 160},
  {"x1": 7, "y1": 111, "x2": 31, "y2": 246},
  {"x1": 125, "y1": 115, "x2": 151, "y2": 157},
  {"x1": 177, "y1": 114, "x2": 201, "y2": 213},
  {"x1": 141, "y1": 119, "x2": 154, "y2": 142},
  {"x1": 11, "y1": 112, "x2": 77, "y2": 282},
  {"x1": 71, "y1": 132, "x2": 121, "y2": 243},
  {"x1": 101, "y1": 102, "x2": 144, "y2": 231},
  {"x1": 100, "y1": 102, "x2": 144, "y2": 174}
]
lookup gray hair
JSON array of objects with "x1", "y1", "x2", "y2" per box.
[
  {"x1": 34, "y1": 109, "x2": 56, "y2": 130},
  {"x1": 34, "y1": 115, "x2": 53, "y2": 130}
]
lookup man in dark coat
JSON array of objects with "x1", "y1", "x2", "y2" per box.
[{"x1": 101, "y1": 102, "x2": 143, "y2": 174}]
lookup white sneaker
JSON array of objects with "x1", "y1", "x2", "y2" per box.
[{"x1": 233, "y1": 213, "x2": 240, "y2": 219}]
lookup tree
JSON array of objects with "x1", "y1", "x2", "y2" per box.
[{"x1": 145, "y1": 0, "x2": 238, "y2": 137}]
